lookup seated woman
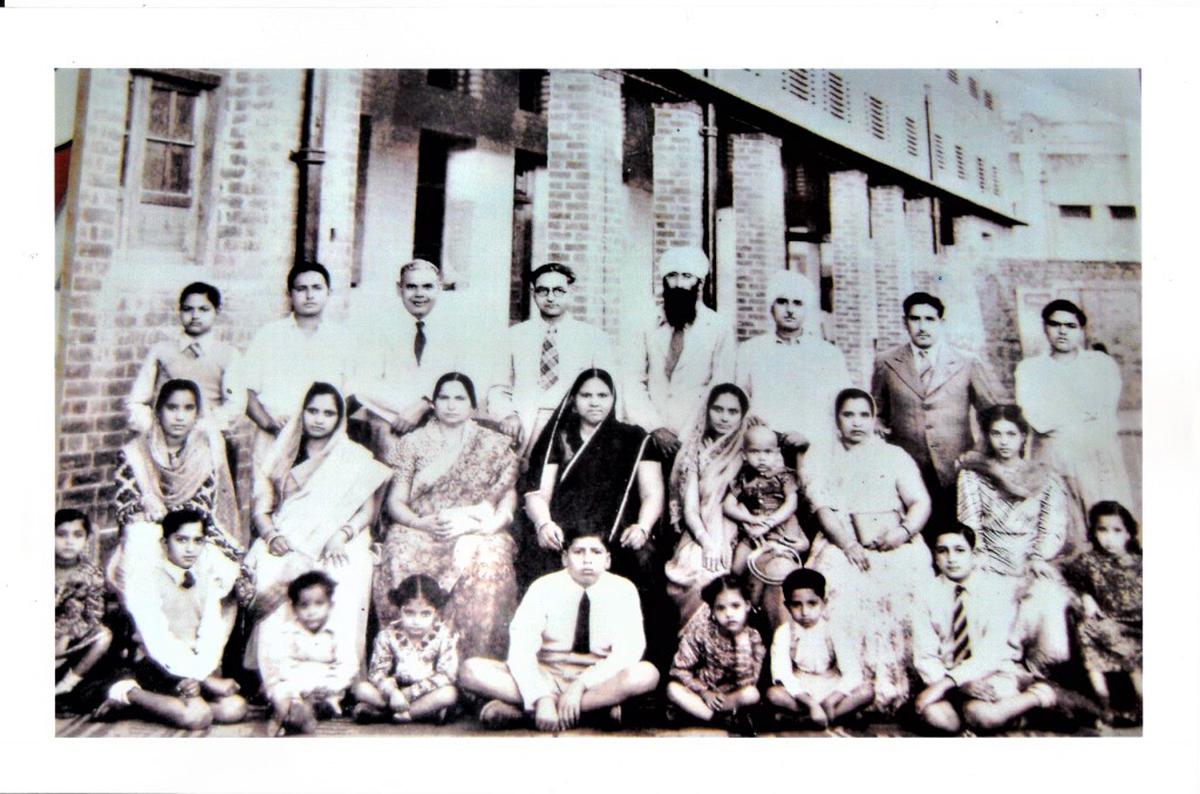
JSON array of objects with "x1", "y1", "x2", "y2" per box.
[
  {"x1": 956, "y1": 403, "x2": 1083, "y2": 671},
  {"x1": 521, "y1": 368, "x2": 667, "y2": 660},
  {"x1": 374, "y1": 372, "x2": 521, "y2": 661},
  {"x1": 663, "y1": 383, "x2": 754, "y2": 623},
  {"x1": 803, "y1": 388, "x2": 933, "y2": 714},
  {"x1": 109, "y1": 379, "x2": 248, "y2": 613},
  {"x1": 246, "y1": 382, "x2": 391, "y2": 670}
]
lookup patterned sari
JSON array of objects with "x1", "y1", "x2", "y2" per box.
[{"x1": 375, "y1": 419, "x2": 520, "y2": 660}]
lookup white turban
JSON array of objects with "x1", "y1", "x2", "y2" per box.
[
  {"x1": 766, "y1": 269, "x2": 822, "y2": 336},
  {"x1": 658, "y1": 246, "x2": 710, "y2": 280}
]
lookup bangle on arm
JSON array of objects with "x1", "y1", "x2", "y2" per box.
[{"x1": 340, "y1": 525, "x2": 355, "y2": 543}]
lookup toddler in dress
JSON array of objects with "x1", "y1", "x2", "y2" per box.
[
  {"x1": 352, "y1": 574, "x2": 460, "y2": 724},
  {"x1": 766, "y1": 568, "x2": 873, "y2": 728}
]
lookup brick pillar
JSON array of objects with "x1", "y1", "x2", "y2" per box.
[
  {"x1": 939, "y1": 215, "x2": 995, "y2": 352},
  {"x1": 824, "y1": 170, "x2": 876, "y2": 386},
  {"x1": 651, "y1": 101, "x2": 704, "y2": 282},
  {"x1": 731, "y1": 133, "x2": 786, "y2": 340},
  {"x1": 315, "y1": 69, "x2": 365, "y2": 315},
  {"x1": 870, "y1": 185, "x2": 914, "y2": 351},
  {"x1": 545, "y1": 70, "x2": 626, "y2": 338},
  {"x1": 442, "y1": 141, "x2": 517, "y2": 357}
]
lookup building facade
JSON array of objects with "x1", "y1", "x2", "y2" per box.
[{"x1": 55, "y1": 68, "x2": 1141, "y2": 525}]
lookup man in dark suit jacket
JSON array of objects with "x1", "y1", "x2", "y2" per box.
[{"x1": 871, "y1": 292, "x2": 1003, "y2": 527}]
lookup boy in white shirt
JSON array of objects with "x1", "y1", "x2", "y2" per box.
[{"x1": 458, "y1": 527, "x2": 659, "y2": 732}]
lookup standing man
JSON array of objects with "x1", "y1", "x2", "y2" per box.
[
  {"x1": 354, "y1": 259, "x2": 484, "y2": 458},
  {"x1": 240, "y1": 262, "x2": 356, "y2": 465},
  {"x1": 487, "y1": 262, "x2": 615, "y2": 457},
  {"x1": 871, "y1": 292, "x2": 1002, "y2": 525},
  {"x1": 735, "y1": 270, "x2": 851, "y2": 463},
  {"x1": 625, "y1": 246, "x2": 735, "y2": 456}
]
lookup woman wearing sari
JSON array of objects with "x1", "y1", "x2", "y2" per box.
[
  {"x1": 802, "y1": 388, "x2": 933, "y2": 714},
  {"x1": 957, "y1": 403, "x2": 1083, "y2": 669},
  {"x1": 245, "y1": 382, "x2": 391, "y2": 669},
  {"x1": 663, "y1": 383, "x2": 753, "y2": 623},
  {"x1": 521, "y1": 368, "x2": 669, "y2": 665},
  {"x1": 375, "y1": 372, "x2": 520, "y2": 661},
  {"x1": 110, "y1": 378, "x2": 247, "y2": 598}
]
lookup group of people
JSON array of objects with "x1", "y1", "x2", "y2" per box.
[{"x1": 54, "y1": 245, "x2": 1141, "y2": 736}]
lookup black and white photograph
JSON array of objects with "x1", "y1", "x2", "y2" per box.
[
  {"x1": 51, "y1": 65, "x2": 1143, "y2": 739},
  {"x1": 4, "y1": 4, "x2": 1199, "y2": 793}
]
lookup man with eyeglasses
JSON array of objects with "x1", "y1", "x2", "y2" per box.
[{"x1": 487, "y1": 262, "x2": 615, "y2": 456}]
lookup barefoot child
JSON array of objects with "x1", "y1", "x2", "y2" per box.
[
  {"x1": 766, "y1": 568, "x2": 872, "y2": 728},
  {"x1": 352, "y1": 574, "x2": 459, "y2": 725},
  {"x1": 458, "y1": 527, "x2": 660, "y2": 732},
  {"x1": 258, "y1": 571, "x2": 357, "y2": 735},
  {"x1": 55, "y1": 509, "x2": 113, "y2": 711},
  {"x1": 666, "y1": 574, "x2": 765, "y2": 735},
  {"x1": 1062, "y1": 501, "x2": 1142, "y2": 719},
  {"x1": 99, "y1": 509, "x2": 247, "y2": 730}
]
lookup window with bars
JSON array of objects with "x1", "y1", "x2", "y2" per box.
[
  {"x1": 783, "y1": 69, "x2": 816, "y2": 104},
  {"x1": 427, "y1": 69, "x2": 469, "y2": 92},
  {"x1": 947, "y1": 69, "x2": 959, "y2": 84},
  {"x1": 934, "y1": 134, "x2": 945, "y2": 170},
  {"x1": 1109, "y1": 205, "x2": 1137, "y2": 219},
  {"x1": 1059, "y1": 204, "x2": 1093, "y2": 219},
  {"x1": 983, "y1": 90, "x2": 994, "y2": 110},
  {"x1": 955, "y1": 144, "x2": 966, "y2": 179},
  {"x1": 967, "y1": 77, "x2": 979, "y2": 99},
  {"x1": 518, "y1": 70, "x2": 549, "y2": 115},
  {"x1": 867, "y1": 95, "x2": 887, "y2": 140},
  {"x1": 120, "y1": 69, "x2": 219, "y2": 256},
  {"x1": 976, "y1": 157, "x2": 986, "y2": 191},
  {"x1": 905, "y1": 117, "x2": 919, "y2": 157},
  {"x1": 824, "y1": 71, "x2": 849, "y2": 121},
  {"x1": 992, "y1": 165, "x2": 1000, "y2": 196}
]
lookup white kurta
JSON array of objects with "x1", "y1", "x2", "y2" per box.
[
  {"x1": 1014, "y1": 350, "x2": 1133, "y2": 513},
  {"x1": 736, "y1": 331, "x2": 852, "y2": 450},
  {"x1": 624, "y1": 306, "x2": 736, "y2": 435},
  {"x1": 240, "y1": 315, "x2": 356, "y2": 423}
]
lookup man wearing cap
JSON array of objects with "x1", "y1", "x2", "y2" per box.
[
  {"x1": 735, "y1": 270, "x2": 851, "y2": 463},
  {"x1": 871, "y1": 291, "x2": 1002, "y2": 524},
  {"x1": 625, "y1": 246, "x2": 736, "y2": 456},
  {"x1": 487, "y1": 262, "x2": 616, "y2": 457}
]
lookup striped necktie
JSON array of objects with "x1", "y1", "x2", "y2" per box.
[
  {"x1": 916, "y1": 348, "x2": 933, "y2": 388},
  {"x1": 951, "y1": 584, "x2": 972, "y2": 666}
]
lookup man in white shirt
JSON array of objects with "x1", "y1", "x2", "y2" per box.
[
  {"x1": 487, "y1": 262, "x2": 616, "y2": 457},
  {"x1": 735, "y1": 270, "x2": 851, "y2": 462},
  {"x1": 239, "y1": 262, "x2": 357, "y2": 464},
  {"x1": 353, "y1": 259, "x2": 488, "y2": 458},
  {"x1": 458, "y1": 528, "x2": 660, "y2": 732},
  {"x1": 912, "y1": 524, "x2": 1056, "y2": 734},
  {"x1": 625, "y1": 246, "x2": 736, "y2": 456},
  {"x1": 98, "y1": 509, "x2": 248, "y2": 730}
]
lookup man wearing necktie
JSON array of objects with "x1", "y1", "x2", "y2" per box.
[
  {"x1": 457, "y1": 528, "x2": 660, "y2": 732},
  {"x1": 871, "y1": 292, "x2": 1002, "y2": 529},
  {"x1": 625, "y1": 247, "x2": 736, "y2": 457}
]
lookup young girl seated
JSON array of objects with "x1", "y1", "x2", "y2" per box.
[
  {"x1": 55, "y1": 509, "x2": 113, "y2": 713},
  {"x1": 258, "y1": 570, "x2": 357, "y2": 735},
  {"x1": 666, "y1": 574, "x2": 765, "y2": 736},
  {"x1": 1062, "y1": 501, "x2": 1142, "y2": 721},
  {"x1": 352, "y1": 574, "x2": 460, "y2": 725},
  {"x1": 766, "y1": 568, "x2": 872, "y2": 729},
  {"x1": 725, "y1": 426, "x2": 807, "y2": 624}
]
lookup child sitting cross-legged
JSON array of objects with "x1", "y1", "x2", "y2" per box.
[
  {"x1": 458, "y1": 527, "x2": 660, "y2": 732},
  {"x1": 766, "y1": 568, "x2": 873, "y2": 729},
  {"x1": 257, "y1": 570, "x2": 357, "y2": 736},
  {"x1": 55, "y1": 508, "x2": 113, "y2": 714},
  {"x1": 665, "y1": 574, "x2": 765, "y2": 736},
  {"x1": 97, "y1": 509, "x2": 247, "y2": 731},
  {"x1": 351, "y1": 574, "x2": 460, "y2": 725}
]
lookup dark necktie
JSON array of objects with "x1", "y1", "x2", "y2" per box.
[
  {"x1": 181, "y1": 570, "x2": 196, "y2": 590},
  {"x1": 571, "y1": 590, "x2": 591, "y2": 654},
  {"x1": 414, "y1": 320, "x2": 427, "y2": 366},
  {"x1": 664, "y1": 327, "x2": 686, "y2": 381},
  {"x1": 951, "y1": 584, "x2": 971, "y2": 666},
  {"x1": 184, "y1": 342, "x2": 201, "y2": 360},
  {"x1": 917, "y1": 349, "x2": 933, "y2": 389}
]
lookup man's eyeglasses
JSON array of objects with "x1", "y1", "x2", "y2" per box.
[{"x1": 533, "y1": 286, "x2": 568, "y2": 298}]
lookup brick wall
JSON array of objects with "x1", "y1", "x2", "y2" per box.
[
  {"x1": 651, "y1": 101, "x2": 704, "y2": 283},
  {"x1": 545, "y1": 70, "x2": 626, "y2": 338},
  {"x1": 823, "y1": 170, "x2": 875, "y2": 387},
  {"x1": 870, "y1": 185, "x2": 914, "y2": 351},
  {"x1": 730, "y1": 133, "x2": 786, "y2": 340}
]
